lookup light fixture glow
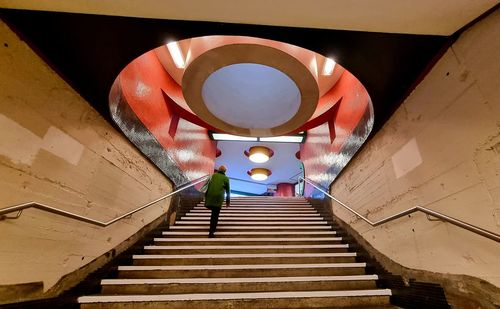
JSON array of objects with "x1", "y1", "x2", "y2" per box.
[
  {"x1": 210, "y1": 132, "x2": 304, "y2": 143},
  {"x1": 245, "y1": 146, "x2": 274, "y2": 163},
  {"x1": 166, "y1": 41, "x2": 185, "y2": 69},
  {"x1": 211, "y1": 133, "x2": 258, "y2": 141},
  {"x1": 248, "y1": 168, "x2": 272, "y2": 181},
  {"x1": 251, "y1": 173, "x2": 268, "y2": 181},
  {"x1": 249, "y1": 152, "x2": 269, "y2": 163},
  {"x1": 322, "y1": 58, "x2": 336, "y2": 75},
  {"x1": 259, "y1": 136, "x2": 304, "y2": 143}
]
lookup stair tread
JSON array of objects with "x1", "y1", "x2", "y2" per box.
[
  {"x1": 170, "y1": 225, "x2": 332, "y2": 229},
  {"x1": 79, "y1": 289, "x2": 391, "y2": 303},
  {"x1": 181, "y1": 217, "x2": 324, "y2": 220},
  {"x1": 175, "y1": 221, "x2": 327, "y2": 225},
  {"x1": 133, "y1": 252, "x2": 356, "y2": 259},
  {"x1": 186, "y1": 213, "x2": 320, "y2": 216},
  {"x1": 162, "y1": 231, "x2": 337, "y2": 235},
  {"x1": 145, "y1": 244, "x2": 348, "y2": 249},
  {"x1": 153, "y1": 237, "x2": 341, "y2": 242},
  {"x1": 119, "y1": 262, "x2": 366, "y2": 271},
  {"x1": 81, "y1": 198, "x2": 392, "y2": 307},
  {"x1": 101, "y1": 275, "x2": 378, "y2": 285}
]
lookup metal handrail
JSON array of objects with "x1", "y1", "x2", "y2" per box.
[
  {"x1": 299, "y1": 177, "x2": 500, "y2": 243},
  {"x1": 0, "y1": 175, "x2": 209, "y2": 227}
]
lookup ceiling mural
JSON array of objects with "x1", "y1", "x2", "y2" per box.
[
  {"x1": 108, "y1": 34, "x2": 374, "y2": 191},
  {"x1": 0, "y1": 9, "x2": 461, "y2": 193}
]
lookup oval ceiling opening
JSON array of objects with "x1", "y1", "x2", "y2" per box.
[{"x1": 202, "y1": 63, "x2": 301, "y2": 129}]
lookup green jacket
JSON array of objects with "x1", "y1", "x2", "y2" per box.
[{"x1": 204, "y1": 171, "x2": 230, "y2": 208}]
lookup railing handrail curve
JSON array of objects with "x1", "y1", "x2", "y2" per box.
[
  {"x1": 0, "y1": 175, "x2": 210, "y2": 227},
  {"x1": 299, "y1": 177, "x2": 500, "y2": 243}
]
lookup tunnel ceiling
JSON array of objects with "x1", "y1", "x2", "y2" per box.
[{"x1": 0, "y1": 8, "x2": 457, "y2": 136}]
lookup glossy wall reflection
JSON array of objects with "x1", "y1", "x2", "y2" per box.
[
  {"x1": 109, "y1": 51, "x2": 216, "y2": 186},
  {"x1": 300, "y1": 70, "x2": 373, "y2": 192}
]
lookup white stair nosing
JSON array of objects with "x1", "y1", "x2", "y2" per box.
[
  {"x1": 190, "y1": 208, "x2": 314, "y2": 211},
  {"x1": 153, "y1": 237, "x2": 342, "y2": 242},
  {"x1": 181, "y1": 217, "x2": 324, "y2": 221},
  {"x1": 175, "y1": 221, "x2": 327, "y2": 225},
  {"x1": 194, "y1": 206, "x2": 312, "y2": 208},
  {"x1": 144, "y1": 244, "x2": 349, "y2": 250},
  {"x1": 101, "y1": 275, "x2": 377, "y2": 285},
  {"x1": 162, "y1": 231, "x2": 337, "y2": 235},
  {"x1": 186, "y1": 213, "x2": 320, "y2": 216},
  {"x1": 118, "y1": 262, "x2": 366, "y2": 271},
  {"x1": 219, "y1": 203, "x2": 310, "y2": 205},
  {"x1": 78, "y1": 289, "x2": 392, "y2": 303},
  {"x1": 191, "y1": 209, "x2": 314, "y2": 212},
  {"x1": 170, "y1": 226, "x2": 332, "y2": 230},
  {"x1": 188, "y1": 208, "x2": 318, "y2": 215},
  {"x1": 198, "y1": 201, "x2": 310, "y2": 203},
  {"x1": 196, "y1": 206, "x2": 312, "y2": 208},
  {"x1": 197, "y1": 201, "x2": 310, "y2": 203},
  {"x1": 133, "y1": 252, "x2": 356, "y2": 259}
]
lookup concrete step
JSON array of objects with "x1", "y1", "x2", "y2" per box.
[
  {"x1": 193, "y1": 206, "x2": 313, "y2": 211},
  {"x1": 227, "y1": 199, "x2": 308, "y2": 201},
  {"x1": 188, "y1": 207, "x2": 318, "y2": 215},
  {"x1": 132, "y1": 252, "x2": 357, "y2": 265},
  {"x1": 79, "y1": 289, "x2": 391, "y2": 308},
  {"x1": 100, "y1": 275, "x2": 377, "y2": 294},
  {"x1": 169, "y1": 225, "x2": 333, "y2": 232},
  {"x1": 78, "y1": 197, "x2": 394, "y2": 308},
  {"x1": 229, "y1": 197, "x2": 307, "y2": 200},
  {"x1": 152, "y1": 237, "x2": 343, "y2": 246},
  {"x1": 143, "y1": 244, "x2": 349, "y2": 254},
  {"x1": 117, "y1": 263, "x2": 367, "y2": 279},
  {"x1": 175, "y1": 221, "x2": 328, "y2": 225},
  {"x1": 181, "y1": 216, "x2": 325, "y2": 221},
  {"x1": 213, "y1": 202, "x2": 311, "y2": 205},
  {"x1": 228, "y1": 198, "x2": 307, "y2": 201},
  {"x1": 186, "y1": 209, "x2": 321, "y2": 218},
  {"x1": 162, "y1": 231, "x2": 338, "y2": 238},
  {"x1": 203, "y1": 200, "x2": 309, "y2": 203}
]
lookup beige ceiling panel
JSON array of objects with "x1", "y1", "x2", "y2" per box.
[{"x1": 0, "y1": 0, "x2": 498, "y2": 35}]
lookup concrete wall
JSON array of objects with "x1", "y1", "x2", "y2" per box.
[
  {"x1": 0, "y1": 19, "x2": 173, "y2": 299},
  {"x1": 331, "y1": 9, "x2": 500, "y2": 287}
]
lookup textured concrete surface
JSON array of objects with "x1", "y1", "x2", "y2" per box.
[
  {"x1": 0, "y1": 18, "x2": 172, "y2": 302},
  {"x1": 329, "y1": 8, "x2": 500, "y2": 289}
]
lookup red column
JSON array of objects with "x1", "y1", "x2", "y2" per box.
[{"x1": 276, "y1": 183, "x2": 295, "y2": 197}]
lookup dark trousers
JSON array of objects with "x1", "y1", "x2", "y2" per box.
[{"x1": 207, "y1": 206, "x2": 221, "y2": 235}]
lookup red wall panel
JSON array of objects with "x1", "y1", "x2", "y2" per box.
[
  {"x1": 276, "y1": 183, "x2": 295, "y2": 197},
  {"x1": 118, "y1": 51, "x2": 216, "y2": 180}
]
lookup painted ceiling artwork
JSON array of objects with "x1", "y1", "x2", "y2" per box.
[
  {"x1": 109, "y1": 35, "x2": 373, "y2": 192},
  {"x1": 0, "y1": 9, "x2": 459, "y2": 191}
]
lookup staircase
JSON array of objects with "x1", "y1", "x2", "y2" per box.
[{"x1": 78, "y1": 196, "x2": 392, "y2": 308}]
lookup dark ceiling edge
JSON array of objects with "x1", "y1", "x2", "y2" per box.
[
  {"x1": 458, "y1": 3, "x2": 499, "y2": 35},
  {"x1": 398, "y1": 2, "x2": 499, "y2": 110},
  {"x1": 0, "y1": 12, "x2": 122, "y2": 135},
  {"x1": 0, "y1": 13, "x2": 185, "y2": 181},
  {"x1": 0, "y1": 9, "x2": 451, "y2": 137},
  {"x1": 367, "y1": 3, "x2": 498, "y2": 140},
  {"x1": 330, "y1": 4, "x2": 499, "y2": 188},
  {"x1": 329, "y1": 35, "x2": 453, "y2": 189}
]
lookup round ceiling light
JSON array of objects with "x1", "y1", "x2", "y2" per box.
[
  {"x1": 247, "y1": 168, "x2": 272, "y2": 181},
  {"x1": 244, "y1": 146, "x2": 274, "y2": 163},
  {"x1": 182, "y1": 43, "x2": 319, "y2": 137}
]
